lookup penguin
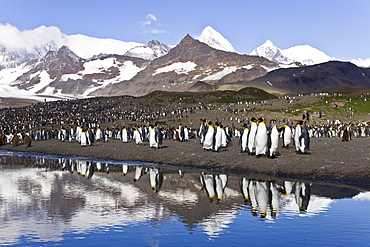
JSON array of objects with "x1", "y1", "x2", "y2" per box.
[
  {"x1": 255, "y1": 117, "x2": 268, "y2": 156},
  {"x1": 342, "y1": 125, "x2": 351, "y2": 141},
  {"x1": 178, "y1": 124, "x2": 185, "y2": 142},
  {"x1": 268, "y1": 120, "x2": 279, "y2": 158},
  {"x1": 299, "y1": 121, "x2": 310, "y2": 154},
  {"x1": 24, "y1": 134, "x2": 32, "y2": 148},
  {"x1": 121, "y1": 127, "x2": 128, "y2": 143},
  {"x1": 11, "y1": 134, "x2": 20, "y2": 147},
  {"x1": 133, "y1": 128, "x2": 143, "y2": 145},
  {"x1": 247, "y1": 117, "x2": 258, "y2": 154},
  {"x1": 149, "y1": 124, "x2": 158, "y2": 148},
  {"x1": 80, "y1": 128, "x2": 87, "y2": 147},
  {"x1": 294, "y1": 121, "x2": 302, "y2": 153},
  {"x1": 240, "y1": 124, "x2": 249, "y2": 153},
  {"x1": 203, "y1": 122, "x2": 215, "y2": 151},
  {"x1": 155, "y1": 124, "x2": 163, "y2": 148},
  {"x1": 198, "y1": 119, "x2": 207, "y2": 144},
  {"x1": 213, "y1": 123, "x2": 222, "y2": 152},
  {"x1": 281, "y1": 125, "x2": 292, "y2": 148},
  {"x1": 95, "y1": 127, "x2": 103, "y2": 141},
  {"x1": 87, "y1": 128, "x2": 94, "y2": 146}
]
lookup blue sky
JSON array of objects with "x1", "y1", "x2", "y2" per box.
[{"x1": 0, "y1": 0, "x2": 369, "y2": 60}]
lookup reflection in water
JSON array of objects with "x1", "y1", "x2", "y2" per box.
[{"x1": 0, "y1": 151, "x2": 369, "y2": 245}]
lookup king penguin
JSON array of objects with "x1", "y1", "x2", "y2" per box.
[
  {"x1": 203, "y1": 122, "x2": 215, "y2": 151},
  {"x1": 255, "y1": 117, "x2": 268, "y2": 157},
  {"x1": 248, "y1": 117, "x2": 258, "y2": 154},
  {"x1": 299, "y1": 121, "x2": 310, "y2": 154},
  {"x1": 240, "y1": 124, "x2": 249, "y2": 153},
  {"x1": 268, "y1": 119, "x2": 279, "y2": 158}
]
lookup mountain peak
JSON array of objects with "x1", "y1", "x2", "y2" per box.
[
  {"x1": 197, "y1": 26, "x2": 236, "y2": 53},
  {"x1": 250, "y1": 40, "x2": 333, "y2": 65},
  {"x1": 262, "y1": 40, "x2": 276, "y2": 47}
]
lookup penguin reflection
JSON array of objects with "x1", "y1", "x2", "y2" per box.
[
  {"x1": 240, "y1": 179, "x2": 281, "y2": 218},
  {"x1": 134, "y1": 166, "x2": 144, "y2": 182},
  {"x1": 295, "y1": 182, "x2": 311, "y2": 212},
  {"x1": 200, "y1": 172, "x2": 228, "y2": 202},
  {"x1": 149, "y1": 167, "x2": 163, "y2": 193}
]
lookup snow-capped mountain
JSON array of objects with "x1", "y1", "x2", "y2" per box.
[
  {"x1": 250, "y1": 40, "x2": 334, "y2": 66},
  {"x1": 125, "y1": 40, "x2": 172, "y2": 60},
  {"x1": 0, "y1": 23, "x2": 155, "y2": 64},
  {"x1": 1, "y1": 23, "x2": 370, "y2": 101},
  {"x1": 197, "y1": 26, "x2": 237, "y2": 53}
]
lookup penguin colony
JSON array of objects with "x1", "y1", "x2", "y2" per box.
[{"x1": 0, "y1": 95, "x2": 369, "y2": 154}]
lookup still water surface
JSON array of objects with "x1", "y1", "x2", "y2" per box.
[{"x1": 1, "y1": 150, "x2": 370, "y2": 246}]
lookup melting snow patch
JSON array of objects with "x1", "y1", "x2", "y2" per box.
[{"x1": 153, "y1": 61, "x2": 197, "y2": 76}]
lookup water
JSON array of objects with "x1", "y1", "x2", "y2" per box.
[{"x1": 1, "y1": 150, "x2": 370, "y2": 246}]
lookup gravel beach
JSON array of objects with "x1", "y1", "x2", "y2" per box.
[{"x1": 2, "y1": 135, "x2": 369, "y2": 185}]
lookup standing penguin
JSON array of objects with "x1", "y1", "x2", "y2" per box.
[
  {"x1": 240, "y1": 124, "x2": 249, "y2": 153},
  {"x1": 133, "y1": 128, "x2": 143, "y2": 145},
  {"x1": 248, "y1": 117, "x2": 258, "y2": 154},
  {"x1": 255, "y1": 117, "x2": 268, "y2": 157},
  {"x1": 342, "y1": 125, "x2": 351, "y2": 141},
  {"x1": 155, "y1": 124, "x2": 163, "y2": 148},
  {"x1": 294, "y1": 121, "x2": 302, "y2": 153},
  {"x1": 24, "y1": 134, "x2": 32, "y2": 148},
  {"x1": 213, "y1": 122, "x2": 223, "y2": 152},
  {"x1": 198, "y1": 119, "x2": 207, "y2": 144},
  {"x1": 80, "y1": 128, "x2": 87, "y2": 147},
  {"x1": 280, "y1": 125, "x2": 292, "y2": 148},
  {"x1": 121, "y1": 127, "x2": 128, "y2": 143},
  {"x1": 203, "y1": 122, "x2": 215, "y2": 151},
  {"x1": 149, "y1": 124, "x2": 158, "y2": 148},
  {"x1": 299, "y1": 121, "x2": 310, "y2": 154},
  {"x1": 268, "y1": 119, "x2": 279, "y2": 158}
]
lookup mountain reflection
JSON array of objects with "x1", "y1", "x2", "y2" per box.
[{"x1": 0, "y1": 152, "x2": 368, "y2": 243}]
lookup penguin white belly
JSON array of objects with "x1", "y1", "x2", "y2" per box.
[
  {"x1": 241, "y1": 129, "x2": 249, "y2": 152},
  {"x1": 80, "y1": 132, "x2": 87, "y2": 146},
  {"x1": 284, "y1": 127, "x2": 292, "y2": 147},
  {"x1": 149, "y1": 129, "x2": 157, "y2": 148},
  {"x1": 121, "y1": 129, "x2": 128, "y2": 143},
  {"x1": 214, "y1": 127, "x2": 222, "y2": 151},
  {"x1": 255, "y1": 125, "x2": 267, "y2": 155},
  {"x1": 248, "y1": 123, "x2": 258, "y2": 153},
  {"x1": 203, "y1": 127, "x2": 215, "y2": 150},
  {"x1": 269, "y1": 126, "x2": 279, "y2": 157}
]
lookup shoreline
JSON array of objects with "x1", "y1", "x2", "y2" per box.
[{"x1": 1, "y1": 137, "x2": 369, "y2": 186}]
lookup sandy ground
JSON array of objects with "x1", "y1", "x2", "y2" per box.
[{"x1": 1, "y1": 136, "x2": 369, "y2": 185}]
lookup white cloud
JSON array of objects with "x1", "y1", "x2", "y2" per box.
[
  {"x1": 140, "y1": 14, "x2": 166, "y2": 35},
  {"x1": 147, "y1": 14, "x2": 157, "y2": 22}
]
